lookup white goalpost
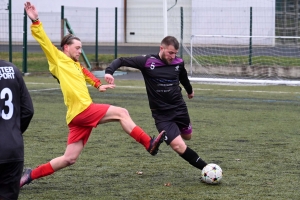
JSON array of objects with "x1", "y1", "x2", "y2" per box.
[{"x1": 187, "y1": 34, "x2": 300, "y2": 85}]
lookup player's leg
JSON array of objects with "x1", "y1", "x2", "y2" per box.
[
  {"x1": 0, "y1": 161, "x2": 23, "y2": 200},
  {"x1": 49, "y1": 140, "x2": 84, "y2": 171},
  {"x1": 98, "y1": 104, "x2": 165, "y2": 155},
  {"x1": 98, "y1": 105, "x2": 137, "y2": 133},
  {"x1": 153, "y1": 111, "x2": 207, "y2": 170},
  {"x1": 180, "y1": 124, "x2": 192, "y2": 140},
  {"x1": 20, "y1": 140, "x2": 84, "y2": 188},
  {"x1": 174, "y1": 108, "x2": 207, "y2": 169},
  {"x1": 175, "y1": 106, "x2": 192, "y2": 140},
  {"x1": 20, "y1": 108, "x2": 94, "y2": 188},
  {"x1": 170, "y1": 135, "x2": 207, "y2": 170}
]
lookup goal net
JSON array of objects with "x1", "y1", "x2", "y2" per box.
[
  {"x1": 186, "y1": 35, "x2": 300, "y2": 85},
  {"x1": 0, "y1": 0, "x2": 7, "y2": 11}
]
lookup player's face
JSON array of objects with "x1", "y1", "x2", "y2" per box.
[
  {"x1": 64, "y1": 39, "x2": 82, "y2": 62},
  {"x1": 160, "y1": 45, "x2": 178, "y2": 65}
]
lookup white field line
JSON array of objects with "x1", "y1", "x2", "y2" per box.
[
  {"x1": 26, "y1": 82, "x2": 300, "y2": 95},
  {"x1": 29, "y1": 88, "x2": 60, "y2": 92},
  {"x1": 26, "y1": 82, "x2": 59, "y2": 92},
  {"x1": 26, "y1": 82, "x2": 49, "y2": 84},
  {"x1": 116, "y1": 86, "x2": 300, "y2": 95}
]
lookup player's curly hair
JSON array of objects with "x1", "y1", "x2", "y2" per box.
[
  {"x1": 60, "y1": 34, "x2": 81, "y2": 50},
  {"x1": 161, "y1": 36, "x2": 179, "y2": 50}
]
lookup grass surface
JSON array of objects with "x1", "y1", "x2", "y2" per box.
[{"x1": 19, "y1": 77, "x2": 300, "y2": 200}]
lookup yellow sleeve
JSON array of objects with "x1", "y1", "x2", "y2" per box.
[{"x1": 30, "y1": 21, "x2": 63, "y2": 75}]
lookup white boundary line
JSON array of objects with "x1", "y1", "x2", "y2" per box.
[
  {"x1": 26, "y1": 82, "x2": 56, "y2": 85},
  {"x1": 188, "y1": 77, "x2": 300, "y2": 86},
  {"x1": 29, "y1": 88, "x2": 60, "y2": 92},
  {"x1": 27, "y1": 84, "x2": 300, "y2": 95},
  {"x1": 116, "y1": 86, "x2": 300, "y2": 94}
]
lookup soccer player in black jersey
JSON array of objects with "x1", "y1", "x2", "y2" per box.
[
  {"x1": 0, "y1": 60, "x2": 34, "y2": 199},
  {"x1": 105, "y1": 36, "x2": 210, "y2": 177}
]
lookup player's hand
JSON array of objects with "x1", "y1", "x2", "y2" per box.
[
  {"x1": 98, "y1": 84, "x2": 115, "y2": 92},
  {"x1": 105, "y1": 74, "x2": 115, "y2": 84},
  {"x1": 187, "y1": 91, "x2": 194, "y2": 99},
  {"x1": 24, "y1": 2, "x2": 39, "y2": 21}
]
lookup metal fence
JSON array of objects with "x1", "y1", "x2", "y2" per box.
[{"x1": 0, "y1": 5, "x2": 299, "y2": 74}]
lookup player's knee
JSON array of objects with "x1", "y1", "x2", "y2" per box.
[
  {"x1": 64, "y1": 157, "x2": 77, "y2": 166},
  {"x1": 170, "y1": 142, "x2": 187, "y2": 154},
  {"x1": 181, "y1": 134, "x2": 192, "y2": 140},
  {"x1": 118, "y1": 107, "x2": 130, "y2": 117},
  {"x1": 67, "y1": 160, "x2": 76, "y2": 166}
]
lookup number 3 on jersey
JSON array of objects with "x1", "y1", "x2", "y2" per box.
[{"x1": 1, "y1": 88, "x2": 13, "y2": 120}]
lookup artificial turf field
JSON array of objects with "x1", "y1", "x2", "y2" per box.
[{"x1": 19, "y1": 75, "x2": 300, "y2": 200}]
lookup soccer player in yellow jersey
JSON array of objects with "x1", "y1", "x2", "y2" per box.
[{"x1": 20, "y1": 1, "x2": 165, "y2": 188}]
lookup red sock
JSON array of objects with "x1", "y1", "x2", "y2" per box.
[
  {"x1": 31, "y1": 162, "x2": 55, "y2": 180},
  {"x1": 130, "y1": 126, "x2": 151, "y2": 149}
]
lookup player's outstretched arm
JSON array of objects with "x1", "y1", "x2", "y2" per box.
[
  {"x1": 98, "y1": 84, "x2": 115, "y2": 92},
  {"x1": 105, "y1": 74, "x2": 115, "y2": 84},
  {"x1": 24, "y1": 2, "x2": 39, "y2": 21}
]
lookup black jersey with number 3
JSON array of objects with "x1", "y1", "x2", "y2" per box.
[
  {"x1": 0, "y1": 60, "x2": 34, "y2": 164},
  {"x1": 106, "y1": 54, "x2": 193, "y2": 110}
]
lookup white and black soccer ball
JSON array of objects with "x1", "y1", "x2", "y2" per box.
[{"x1": 201, "y1": 163, "x2": 223, "y2": 184}]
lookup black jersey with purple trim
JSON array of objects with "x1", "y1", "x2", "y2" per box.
[
  {"x1": 0, "y1": 60, "x2": 34, "y2": 164},
  {"x1": 106, "y1": 54, "x2": 192, "y2": 110}
]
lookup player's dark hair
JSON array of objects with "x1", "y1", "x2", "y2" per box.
[
  {"x1": 161, "y1": 36, "x2": 179, "y2": 50},
  {"x1": 60, "y1": 34, "x2": 81, "y2": 50}
]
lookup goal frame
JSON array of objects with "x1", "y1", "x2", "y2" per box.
[{"x1": 189, "y1": 34, "x2": 300, "y2": 85}]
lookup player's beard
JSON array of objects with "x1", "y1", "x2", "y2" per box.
[
  {"x1": 71, "y1": 54, "x2": 79, "y2": 62},
  {"x1": 161, "y1": 51, "x2": 172, "y2": 65}
]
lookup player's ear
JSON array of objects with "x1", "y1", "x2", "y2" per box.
[{"x1": 63, "y1": 44, "x2": 69, "y2": 51}]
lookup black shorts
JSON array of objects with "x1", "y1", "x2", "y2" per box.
[
  {"x1": 0, "y1": 161, "x2": 23, "y2": 200},
  {"x1": 152, "y1": 106, "x2": 192, "y2": 145}
]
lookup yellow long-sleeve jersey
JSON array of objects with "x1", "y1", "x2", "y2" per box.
[{"x1": 31, "y1": 22, "x2": 102, "y2": 124}]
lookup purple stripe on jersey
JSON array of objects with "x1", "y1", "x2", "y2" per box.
[
  {"x1": 145, "y1": 57, "x2": 183, "y2": 68},
  {"x1": 171, "y1": 57, "x2": 183, "y2": 65},
  {"x1": 145, "y1": 57, "x2": 165, "y2": 68}
]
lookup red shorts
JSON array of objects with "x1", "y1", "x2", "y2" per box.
[{"x1": 67, "y1": 103, "x2": 110, "y2": 146}]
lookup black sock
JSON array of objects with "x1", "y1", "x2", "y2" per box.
[{"x1": 180, "y1": 146, "x2": 207, "y2": 170}]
